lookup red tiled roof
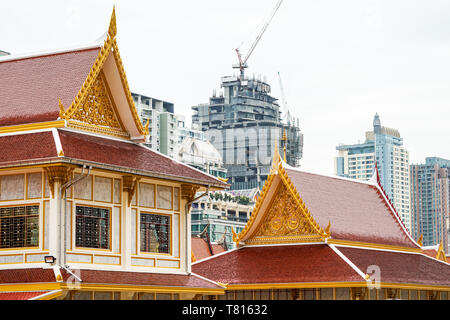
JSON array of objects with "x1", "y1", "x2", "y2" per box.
[
  {"x1": 191, "y1": 237, "x2": 227, "y2": 262},
  {"x1": 192, "y1": 237, "x2": 213, "y2": 261},
  {"x1": 422, "y1": 249, "x2": 438, "y2": 259},
  {"x1": 57, "y1": 129, "x2": 226, "y2": 187},
  {"x1": 0, "y1": 291, "x2": 51, "y2": 300},
  {"x1": 192, "y1": 244, "x2": 362, "y2": 285},
  {"x1": 0, "y1": 268, "x2": 56, "y2": 284},
  {"x1": 60, "y1": 269, "x2": 222, "y2": 289},
  {"x1": 0, "y1": 131, "x2": 57, "y2": 164},
  {"x1": 285, "y1": 168, "x2": 417, "y2": 248},
  {"x1": 211, "y1": 244, "x2": 226, "y2": 255},
  {"x1": 0, "y1": 47, "x2": 100, "y2": 126},
  {"x1": 337, "y1": 246, "x2": 450, "y2": 287}
]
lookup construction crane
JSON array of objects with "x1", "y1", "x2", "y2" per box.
[
  {"x1": 233, "y1": 0, "x2": 284, "y2": 78},
  {"x1": 277, "y1": 71, "x2": 292, "y2": 125}
]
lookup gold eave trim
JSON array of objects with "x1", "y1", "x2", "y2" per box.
[
  {"x1": 0, "y1": 120, "x2": 65, "y2": 134},
  {"x1": 225, "y1": 282, "x2": 450, "y2": 291},
  {"x1": 67, "y1": 120, "x2": 130, "y2": 139},
  {"x1": 0, "y1": 282, "x2": 61, "y2": 292},
  {"x1": 327, "y1": 239, "x2": 422, "y2": 253},
  {"x1": 245, "y1": 235, "x2": 325, "y2": 246},
  {"x1": 60, "y1": 283, "x2": 225, "y2": 295},
  {"x1": 226, "y1": 282, "x2": 369, "y2": 290}
]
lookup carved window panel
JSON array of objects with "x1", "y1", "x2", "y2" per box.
[
  {"x1": 320, "y1": 288, "x2": 333, "y2": 300},
  {"x1": 140, "y1": 212, "x2": 170, "y2": 254},
  {"x1": 156, "y1": 185, "x2": 172, "y2": 210},
  {"x1": 138, "y1": 183, "x2": 155, "y2": 208},
  {"x1": 335, "y1": 288, "x2": 350, "y2": 300},
  {"x1": 0, "y1": 174, "x2": 25, "y2": 200},
  {"x1": 26, "y1": 173, "x2": 42, "y2": 199},
  {"x1": 43, "y1": 201, "x2": 50, "y2": 250},
  {"x1": 74, "y1": 175, "x2": 92, "y2": 200},
  {"x1": 173, "y1": 187, "x2": 180, "y2": 211},
  {"x1": 44, "y1": 173, "x2": 51, "y2": 198},
  {"x1": 0, "y1": 205, "x2": 39, "y2": 248},
  {"x1": 94, "y1": 176, "x2": 113, "y2": 203},
  {"x1": 131, "y1": 208, "x2": 137, "y2": 255},
  {"x1": 113, "y1": 179, "x2": 121, "y2": 204}
]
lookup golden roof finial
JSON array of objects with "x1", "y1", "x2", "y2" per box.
[
  {"x1": 59, "y1": 99, "x2": 66, "y2": 119},
  {"x1": 437, "y1": 241, "x2": 447, "y2": 262},
  {"x1": 282, "y1": 129, "x2": 287, "y2": 162},
  {"x1": 325, "y1": 221, "x2": 331, "y2": 237},
  {"x1": 108, "y1": 6, "x2": 117, "y2": 39},
  {"x1": 270, "y1": 142, "x2": 281, "y2": 175},
  {"x1": 417, "y1": 234, "x2": 423, "y2": 246}
]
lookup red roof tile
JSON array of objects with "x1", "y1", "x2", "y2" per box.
[
  {"x1": 211, "y1": 244, "x2": 226, "y2": 255},
  {"x1": 191, "y1": 237, "x2": 227, "y2": 262},
  {"x1": 0, "y1": 131, "x2": 57, "y2": 164},
  {"x1": 285, "y1": 169, "x2": 417, "y2": 248},
  {"x1": 422, "y1": 249, "x2": 438, "y2": 259},
  {"x1": 337, "y1": 246, "x2": 450, "y2": 287},
  {"x1": 0, "y1": 268, "x2": 56, "y2": 284},
  {"x1": 0, "y1": 47, "x2": 100, "y2": 126},
  {"x1": 192, "y1": 244, "x2": 362, "y2": 285},
  {"x1": 0, "y1": 291, "x2": 51, "y2": 300},
  {"x1": 60, "y1": 269, "x2": 222, "y2": 289},
  {"x1": 57, "y1": 129, "x2": 226, "y2": 187},
  {"x1": 192, "y1": 237, "x2": 214, "y2": 261}
]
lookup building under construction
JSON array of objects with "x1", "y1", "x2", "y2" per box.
[
  {"x1": 192, "y1": 0, "x2": 302, "y2": 190},
  {"x1": 192, "y1": 74, "x2": 303, "y2": 190}
]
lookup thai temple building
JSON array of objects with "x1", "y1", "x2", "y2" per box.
[
  {"x1": 1, "y1": 7, "x2": 450, "y2": 301},
  {"x1": 0, "y1": 9, "x2": 228, "y2": 300},
  {"x1": 192, "y1": 148, "x2": 450, "y2": 300}
]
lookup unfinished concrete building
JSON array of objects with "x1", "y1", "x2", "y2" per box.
[{"x1": 192, "y1": 75, "x2": 303, "y2": 190}]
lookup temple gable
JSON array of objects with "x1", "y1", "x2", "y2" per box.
[
  {"x1": 58, "y1": 7, "x2": 148, "y2": 141},
  {"x1": 234, "y1": 148, "x2": 330, "y2": 246}
]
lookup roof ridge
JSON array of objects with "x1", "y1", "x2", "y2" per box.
[
  {"x1": 372, "y1": 178, "x2": 421, "y2": 248},
  {"x1": 0, "y1": 41, "x2": 103, "y2": 64},
  {"x1": 281, "y1": 160, "x2": 377, "y2": 187}
]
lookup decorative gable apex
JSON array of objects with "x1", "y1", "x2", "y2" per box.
[
  {"x1": 59, "y1": 7, "x2": 149, "y2": 141},
  {"x1": 233, "y1": 146, "x2": 330, "y2": 246}
]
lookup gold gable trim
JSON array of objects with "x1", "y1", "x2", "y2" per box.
[
  {"x1": 59, "y1": 7, "x2": 148, "y2": 138},
  {"x1": 436, "y1": 242, "x2": 448, "y2": 263},
  {"x1": 245, "y1": 182, "x2": 323, "y2": 245},
  {"x1": 234, "y1": 149, "x2": 329, "y2": 245}
]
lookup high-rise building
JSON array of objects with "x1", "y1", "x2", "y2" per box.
[
  {"x1": 132, "y1": 92, "x2": 179, "y2": 158},
  {"x1": 410, "y1": 157, "x2": 450, "y2": 252},
  {"x1": 176, "y1": 117, "x2": 206, "y2": 144},
  {"x1": 335, "y1": 113, "x2": 411, "y2": 231},
  {"x1": 192, "y1": 75, "x2": 303, "y2": 190}
]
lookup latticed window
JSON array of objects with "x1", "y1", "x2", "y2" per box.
[
  {"x1": 0, "y1": 205, "x2": 39, "y2": 248},
  {"x1": 140, "y1": 213, "x2": 170, "y2": 254},
  {"x1": 75, "y1": 206, "x2": 110, "y2": 249}
]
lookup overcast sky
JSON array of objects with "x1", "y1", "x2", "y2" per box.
[{"x1": 1, "y1": 0, "x2": 449, "y2": 175}]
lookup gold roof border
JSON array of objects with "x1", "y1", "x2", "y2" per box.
[
  {"x1": 59, "y1": 7, "x2": 148, "y2": 137},
  {"x1": 436, "y1": 242, "x2": 448, "y2": 263}
]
